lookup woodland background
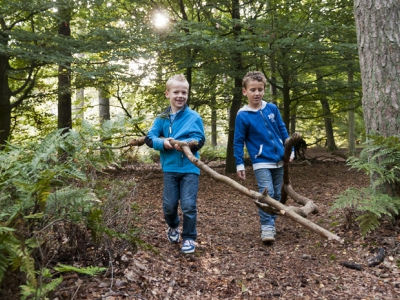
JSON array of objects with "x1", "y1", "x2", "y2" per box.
[{"x1": 1, "y1": 0, "x2": 399, "y2": 299}]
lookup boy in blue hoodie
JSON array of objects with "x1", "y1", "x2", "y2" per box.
[
  {"x1": 145, "y1": 74, "x2": 205, "y2": 254},
  {"x1": 234, "y1": 71, "x2": 292, "y2": 243}
]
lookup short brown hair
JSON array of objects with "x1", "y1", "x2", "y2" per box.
[
  {"x1": 166, "y1": 74, "x2": 189, "y2": 90},
  {"x1": 242, "y1": 71, "x2": 267, "y2": 89}
]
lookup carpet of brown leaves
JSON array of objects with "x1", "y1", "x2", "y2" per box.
[{"x1": 54, "y1": 147, "x2": 400, "y2": 300}]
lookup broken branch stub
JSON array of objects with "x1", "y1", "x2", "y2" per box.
[{"x1": 281, "y1": 133, "x2": 319, "y2": 217}]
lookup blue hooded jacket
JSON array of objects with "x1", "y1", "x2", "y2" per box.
[
  {"x1": 145, "y1": 105, "x2": 205, "y2": 175},
  {"x1": 234, "y1": 101, "x2": 290, "y2": 171}
]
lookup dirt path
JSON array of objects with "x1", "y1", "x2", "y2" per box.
[{"x1": 55, "y1": 148, "x2": 400, "y2": 299}]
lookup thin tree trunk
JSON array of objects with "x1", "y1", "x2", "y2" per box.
[
  {"x1": 74, "y1": 88, "x2": 84, "y2": 122},
  {"x1": 269, "y1": 58, "x2": 278, "y2": 105},
  {"x1": 225, "y1": 0, "x2": 244, "y2": 173},
  {"x1": 281, "y1": 66, "x2": 291, "y2": 131},
  {"x1": 98, "y1": 87, "x2": 110, "y2": 124},
  {"x1": 0, "y1": 54, "x2": 11, "y2": 148},
  {"x1": 57, "y1": 9, "x2": 72, "y2": 134},
  {"x1": 211, "y1": 94, "x2": 217, "y2": 147},
  {"x1": 316, "y1": 69, "x2": 337, "y2": 151},
  {"x1": 347, "y1": 66, "x2": 356, "y2": 156}
]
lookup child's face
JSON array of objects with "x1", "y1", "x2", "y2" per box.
[
  {"x1": 165, "y1": 80, "x2": 189, "y2": 113},
  {"x1": 243, "y1": 79, "x2": 265, "y2": 109}
]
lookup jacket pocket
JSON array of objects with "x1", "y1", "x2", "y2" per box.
[{"x1": 254, "y1": 144, "x2": 263, "y2": 159}]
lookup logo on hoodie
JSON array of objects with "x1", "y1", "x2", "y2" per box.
[{"x1": 268, "y1": 113, "x2": 275, "y2": 122}]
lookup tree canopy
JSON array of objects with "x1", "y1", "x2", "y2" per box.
[{"x1": 1, "y1": 0, "x2": 363, "y2": 167}]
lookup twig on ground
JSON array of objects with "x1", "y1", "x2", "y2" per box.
[
  {"x1": 71, "y1": 284, "x2": 81, "y2": 300},
  {"x1": 164, "y1": 279, "x2": 176, "y2": 300}
]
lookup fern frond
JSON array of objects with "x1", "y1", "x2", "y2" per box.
[
  {"x1": 39, "y1": 276, "x2": 64, "y2": 296},
  {"x1": 330, "y1": 188, "x2": 366, "y2": 211},
  {"x1": 356, "y1": 212, "x2": 380, "y2": 237},
  {"x1": 0, "y1": 230, "x2": 35, "y2": 287},
  {"x1": 54, "y1": 263, "x2": 106, "y2": 276},
  {"x1": 45, "y1": 187, "x2": 99, "y2": 222},
  {"x1": 0, "y1": 251, "x2": 9, "y2": 284}
]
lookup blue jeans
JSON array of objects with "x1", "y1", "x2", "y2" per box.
[
  {"x1": 254, "y1": 167, "x2": 284, "y2": 230},
  {"x1": 163, "y1": 172, "x2": 199, "y2": 241}
]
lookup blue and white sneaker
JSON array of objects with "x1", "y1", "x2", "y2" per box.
[
  {"x1": 167, "y1": 227, "x2": 180, "y2": 243},
  {"x1": 181, "y1": 239, "x2": 195, "y2": 254},
  {"x1": 261, "y1": 230, "x2": 275, "y2": 242},
  {"x1": 261, "y1": 225, "x2": 276, "y2": 243}
]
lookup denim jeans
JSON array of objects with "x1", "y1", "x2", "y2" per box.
[
  {"x1": 254, "y1": 167, "x2": 284, "y2": 230},
  {"x1": 163, "y1": 172, "x2": 199, "y2": 241}
]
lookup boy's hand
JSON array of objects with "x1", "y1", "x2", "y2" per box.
[
  {"x1": 237, "y1": 170, "x2": 246, "y2": 180},
  {"x1": 174, "y1": 144, "x2": 183, "y2": 152},
  {"x1": 163, "y1": 138, "x2": 174, "y2": 150}
]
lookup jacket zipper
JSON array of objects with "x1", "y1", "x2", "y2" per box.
[
  {"x1": 260, "y1": 110, "x2": 278, "y2": 160},
  {"x1": 169, "y1": 109, "x2": 184, "y2": 166}
]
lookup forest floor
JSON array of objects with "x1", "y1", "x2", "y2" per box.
[{"x1": 52, "y1": 147, "x2": 400, "y2": 300}]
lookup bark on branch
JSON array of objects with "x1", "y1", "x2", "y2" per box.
[
  {"x1": 167, "y1": 138, "x2": 341, "y2": 242},
  {"x1": 130, "y1": 135, "x2": 341, "y2": 241}
]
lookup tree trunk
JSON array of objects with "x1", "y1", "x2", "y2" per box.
[
  {"x1": 74, "y1": 88, "x2": 84, "y2": 122},
  {"x1": 57, "y1": 11, "x2": 72, "y2": 134},
  {"x1": 281, "y1": 66, "x2": 291, "y2": 131},
  {"x1": 269, "y1": 57, "x2": 278, "y2": 105},
  {"x1": 98, "y1": 87, "x2": 110, "y2": 124},
  {"x1": 354, "y1": 0, "x2": 400, "y2": 138},
  {"x1": 0, "y1": 54, "x2": 11, "y2": 148},
  {"x1": 316, "y1": 69, "x2": 337, "y2": 151},
  {"x1": 347, "y1": 66, "x2": 356, "y2": 156},
  {"x1": 354, "y1": 0, "x2": 400, "y2": 196},
  {"x1": 225, "y1": 0, "x2": 244, "y2": 173},
  {"x1": 289, "y1": 76, "x2": 300, "y2": 136},
  {"x1": 211, "y1": 94, "x2": 217, "y2": 147}
]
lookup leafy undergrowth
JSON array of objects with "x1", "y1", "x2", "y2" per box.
[{"x1": 49, "y1": 148, "x2": 400, "y2": 299}]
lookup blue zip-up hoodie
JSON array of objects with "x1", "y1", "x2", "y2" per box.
[
  {"x1": 234, "y1": 100, "x2": 290, "y2": 172},
  {"x1": 145, "y1": 105, "x2": 205, "y2": 175}
]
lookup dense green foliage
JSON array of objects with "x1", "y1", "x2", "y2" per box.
[
  {"x1": 331, "y1": 135, "x2": 400, "y2": 236},
  {"x1": 0, "y1": 118, "x2": 142, "y2": 298},
  {"x1": 1, "y1": 0, "x2": 363, "y2": 154}
]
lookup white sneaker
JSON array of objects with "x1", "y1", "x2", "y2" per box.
[
  {"x1": 261, "y1": 230, "x2": 275, "y2": 242},
  {"x1": 167, "y1": 227, "x2": 180, "y2": 243},
  {"x1": 181, "y1": 239, "x2": 195, "y2": 254}
]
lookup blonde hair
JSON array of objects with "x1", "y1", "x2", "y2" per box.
[
  {"x1": 242, "y1": 71, "x2": 267, "y2": 89},
  {"x1": 166, "y1": 74, "x2": 189, "y2": 90}
]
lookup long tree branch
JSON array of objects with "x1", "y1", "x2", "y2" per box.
[
  {"x1": 130, "y1": 136, "x2": 341, "y2": 241},
  {"x1": 172, "y1": 139, "x2": 341, "y2": 242}
]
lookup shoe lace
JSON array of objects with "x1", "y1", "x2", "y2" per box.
[{"x1": 184, "y1": 240, "x2": 194, "y2": 246}]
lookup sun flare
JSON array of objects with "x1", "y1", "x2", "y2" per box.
[{"x1": 154, "y1": 13, "x2": 169, "y2": 28}]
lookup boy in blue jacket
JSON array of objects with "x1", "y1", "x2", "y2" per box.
[
  {"x1": 145, "y1": 74, "x2": 205, "y2": 254},
  {"x1": 234, "y1": 71, "x2": 293, "y2": 243}
]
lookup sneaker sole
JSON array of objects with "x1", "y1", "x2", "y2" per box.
[
  {"x1": 262, "y1": 237, "x2": 275, "y2": 242},
  {"x1": 181, "y1": 249, "x2": 195, "y2": 254}
]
